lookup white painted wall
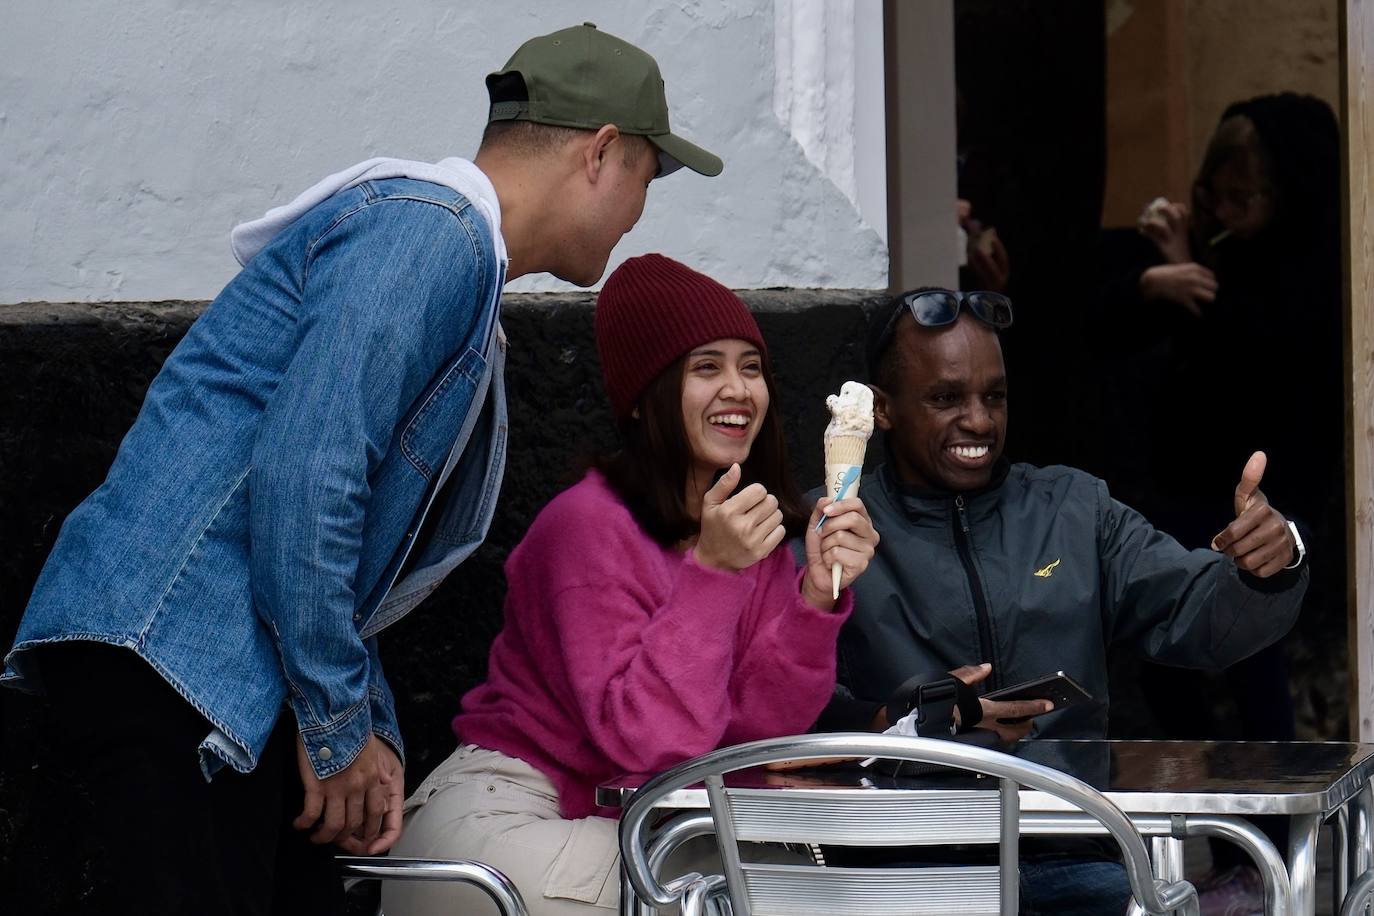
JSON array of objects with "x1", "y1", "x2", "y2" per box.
[{"x1": 0, "y1": 0, "x2": 893, "y2": 302}]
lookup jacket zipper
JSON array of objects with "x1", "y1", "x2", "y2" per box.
[{"x1": 952, "y1": 494, "x2": 999, "y2": 690}]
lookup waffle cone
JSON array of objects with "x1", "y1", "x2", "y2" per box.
[{"x1": 823, "y1": 435, "x2": 868, "y2": 468}]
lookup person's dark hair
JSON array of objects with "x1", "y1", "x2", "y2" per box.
[
  {"x1": 478, "y1": 119, "x2": 650, "y2": 168},
  {"x1": 595, "y1": 353, "x2": 808, "y2": 547},
  {"x1": 479, "y1": 120, "x2": 587, "y2": 157},
  {"x1": 867, "y1": 287, "x2": 1010, "y2": 391},
  {"x1": 867, "y1": 287, "x2": 938, "y2": 391},
  {"x1": 1191, "y1": 93, "x2": 1339, "y2": 248}
]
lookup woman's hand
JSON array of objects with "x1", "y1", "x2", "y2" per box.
[
  {"x1": 801, "y1": 496, "x2": 879, "y2": 610},
  {"x1": 693, "y1": 464, "x2": 787, "y2": 572},
  {"x1": 1139, "y1": 262, "x2": 1217, "y2": 318},
  {"x1": 1137, "y1": 198, "x2": 1192, "y2": 264}
]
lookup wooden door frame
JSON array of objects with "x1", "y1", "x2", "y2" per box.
[{"x1": 1342, "y1": 0, "x2": 1373, "y2": 740}]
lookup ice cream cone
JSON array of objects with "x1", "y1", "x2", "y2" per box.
[
  {"x1": 824, "y1": 451, "x2": 865, "y2": 599},
  {"x1": 822, "y1": 382, "x2": 874, "y2": 599},
  {"x1": 824, "y1": 435, "x2": 867, "y2": 468}
]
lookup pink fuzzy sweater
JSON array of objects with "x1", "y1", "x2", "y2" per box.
[{"x1": 455, "y1": 471, "x2": 851, "y2": 819}]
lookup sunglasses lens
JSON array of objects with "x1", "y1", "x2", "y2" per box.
[
  {"x1": 967, "y1": 292, "x2": 1014, "y2": 328},
  {"x1": 908, "y1": 292, "x2": 960, "y2": 327}
]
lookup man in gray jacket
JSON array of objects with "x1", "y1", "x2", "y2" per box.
[
  {"x1": 817, "y1": 288, "x2": 1306, "y2": 915},
  {"x1": 824, "y1": 287, "x2": 1304, "y2": 737}
]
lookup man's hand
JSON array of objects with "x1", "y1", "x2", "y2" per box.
[
  {"x1": 694, "y1": 464, "x2": 787, "y2": 572},
  {"x1": 1211, "y1": 450, "x2": 1298, "y2": 577},
  {"x1": 295, "y1": 733, "x2": 405, "y2": 854},
  {"x1": 1139, "y1": 263, "x2": 1217, "y2": 318},
  {"x1": 951, "y1": 663, "x2": 1052, "y2": 743}
]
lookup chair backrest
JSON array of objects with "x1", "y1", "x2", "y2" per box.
[
  {"x1": 618, "y1": 733, "x2": 1196, "y2": 916},
  {"x1": 707, "y1": 773, "x2": 1018, "y2": 915}
]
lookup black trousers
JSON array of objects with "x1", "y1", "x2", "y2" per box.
[{"x1": 27, "y1": 641, "x2": 344, "y2": 916}]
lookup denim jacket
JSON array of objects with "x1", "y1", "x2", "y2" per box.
[{"x1": 4, "y1": 177, "x2": 508, "y2": 780}]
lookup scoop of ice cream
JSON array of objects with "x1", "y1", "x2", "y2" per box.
[{"x1": 824, "y1": 381, "x2": 874, "y2": 441}]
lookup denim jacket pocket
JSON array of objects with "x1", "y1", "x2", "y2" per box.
[{"x1": 399, "y1": 346, "x2": 485, "y2": 480}]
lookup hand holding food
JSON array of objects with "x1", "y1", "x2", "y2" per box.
[
  {"x1": 1137, "y1": 196, "x2": 1192, "y2": 264},
  {"x1": 820, "y1": 382, "x2": 875, "y2": 599}
]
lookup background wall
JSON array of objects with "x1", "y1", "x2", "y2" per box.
[
  {"x1": 0, "y1": 0, "x2": 891, "y2": 303},
  {"x1": 0, "y1": 291, "x2": 885, "y2": 911},
  {"x1": 1185, "y1": 0, "x2": 1339, "y2": 169}
]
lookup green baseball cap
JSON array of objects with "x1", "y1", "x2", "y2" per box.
[{"x1": 486, "y1": 22, "x2": 723, "y2": 177}]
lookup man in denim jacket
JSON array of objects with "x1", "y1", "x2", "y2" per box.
[{"x1": 4, "y1": 24, "x2": 721, "y2": 914}]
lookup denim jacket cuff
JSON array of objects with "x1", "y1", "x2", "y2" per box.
[
  {"x1": 293, "y1": 694, "x2": 371, "y2": 779},
  {"x1": 369, "y1": 683, "x2": 405, "y2": 767}
]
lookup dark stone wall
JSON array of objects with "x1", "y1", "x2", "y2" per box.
[{"x1": 0, "y1": 292, "x2": 1347, "y2": 906}]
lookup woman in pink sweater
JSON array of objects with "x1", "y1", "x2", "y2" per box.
[{"x1": 384, "y1": 254, "x2": 878, "y2": 916}]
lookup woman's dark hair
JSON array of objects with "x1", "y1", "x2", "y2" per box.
[
  {"x1": 1190, "y1": 93, "x2": 1340, "y2": 250},
  {"x1": 596, "y1": 352, "x2": 809, "y2": 548}
]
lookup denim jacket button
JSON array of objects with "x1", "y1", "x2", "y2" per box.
[
  {"x1": 318, "y1": 746, "x2": 333, "y2": 761},
  {"x1": 353, "y1": 613, "x2": 362, "y2": 622}
]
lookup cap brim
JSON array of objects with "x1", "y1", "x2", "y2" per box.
[{"x1": 648, "y1": 131, "x2": 723, "y2": 178}]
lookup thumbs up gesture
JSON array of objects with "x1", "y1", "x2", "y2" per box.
[
  {"x1": 1210, "y1": 451, "x2": 1299, "y2": 577},
  {"x1": 693, "y1": 464, "x2": 788, "y2": 572}
]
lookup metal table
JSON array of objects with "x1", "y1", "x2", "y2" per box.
[{"x1": 598, "y1": 740, "x2": 1374, "y2": 915}]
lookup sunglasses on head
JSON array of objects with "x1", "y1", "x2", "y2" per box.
[{"x1": 871, "y1": 288, "x2": 1014, "y2": 366}]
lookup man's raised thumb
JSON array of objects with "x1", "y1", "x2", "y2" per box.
[{"x1": 1234, "y1": 450, "x2": 1267, "y2": 516}]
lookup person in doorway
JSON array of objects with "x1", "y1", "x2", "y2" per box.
[{"x1": 1129, "y1": 93, "x2": 1342, "y2": 913}]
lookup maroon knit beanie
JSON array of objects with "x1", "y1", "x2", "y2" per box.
[{"x1": 596, "y1": 254, "x2": 767, "y2": 420}]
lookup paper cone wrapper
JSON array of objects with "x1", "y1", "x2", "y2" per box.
[
  {"x1": 822, "y1": 436, "x2": 868, "y2": 598},
  {"x1": 825, "y1": 436, "x2": 867, "y2": 503}
]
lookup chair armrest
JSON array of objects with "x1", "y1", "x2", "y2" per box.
[
  {"x1": 335, "y1": 856, "x2": 530, "y2": 916},
  {"x1": 666, "y1": 873, "x2": 727, "y2": 916}
]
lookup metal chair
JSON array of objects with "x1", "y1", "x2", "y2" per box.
[
  {"x1": 618, "y1": 733, "x2": 1197, "y2": 916},
  {"x1": 1341, "y1": 868, "x2": 1374, "y2": 916},
  {"x1": 338, "y1": 856, "x2": 530, "y2": 916}
]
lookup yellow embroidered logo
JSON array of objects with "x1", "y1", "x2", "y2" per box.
[{"x1": 1033, "y1": 558, "x2": 1061, "y2": 578}]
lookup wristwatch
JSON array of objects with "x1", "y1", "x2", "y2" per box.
[{"x1": 1284, "y1": 520, "x2": 1306, "y2": 569}]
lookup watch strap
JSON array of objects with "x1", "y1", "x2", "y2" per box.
[{"x1": 1284, "y1": 520, "x2": 1306, "y2": 570}]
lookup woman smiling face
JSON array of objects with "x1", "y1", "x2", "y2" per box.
[{"x1": 680, "y1": 338, "x2": 771, "y2": 486}]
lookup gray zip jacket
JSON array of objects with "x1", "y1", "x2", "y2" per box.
[{"x1": 824, "y1": 460, "x2": 1306, "y2": 738}]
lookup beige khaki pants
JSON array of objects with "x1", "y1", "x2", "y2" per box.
[{"x1": 382, "y1": 745, "x2": 803, "y2": 916}]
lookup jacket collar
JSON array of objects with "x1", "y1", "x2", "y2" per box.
[{"x1": 875, "y1": 458, "x2": 1012, "y2": 521}]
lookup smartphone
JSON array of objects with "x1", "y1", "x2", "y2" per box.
[{"x1": 982, "y1": 671, "x2": 1093, "y2": 720}]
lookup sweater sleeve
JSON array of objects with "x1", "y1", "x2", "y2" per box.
[
  {"x1": 1097, "y1": 478, "x2": 1306, "y2": 670},
  {"x1": 525, "y1": 488, "x2": 759, "y2": 776},
  {"x1": 721, "y1": 558, "x2": 852, "y2": 745}
]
